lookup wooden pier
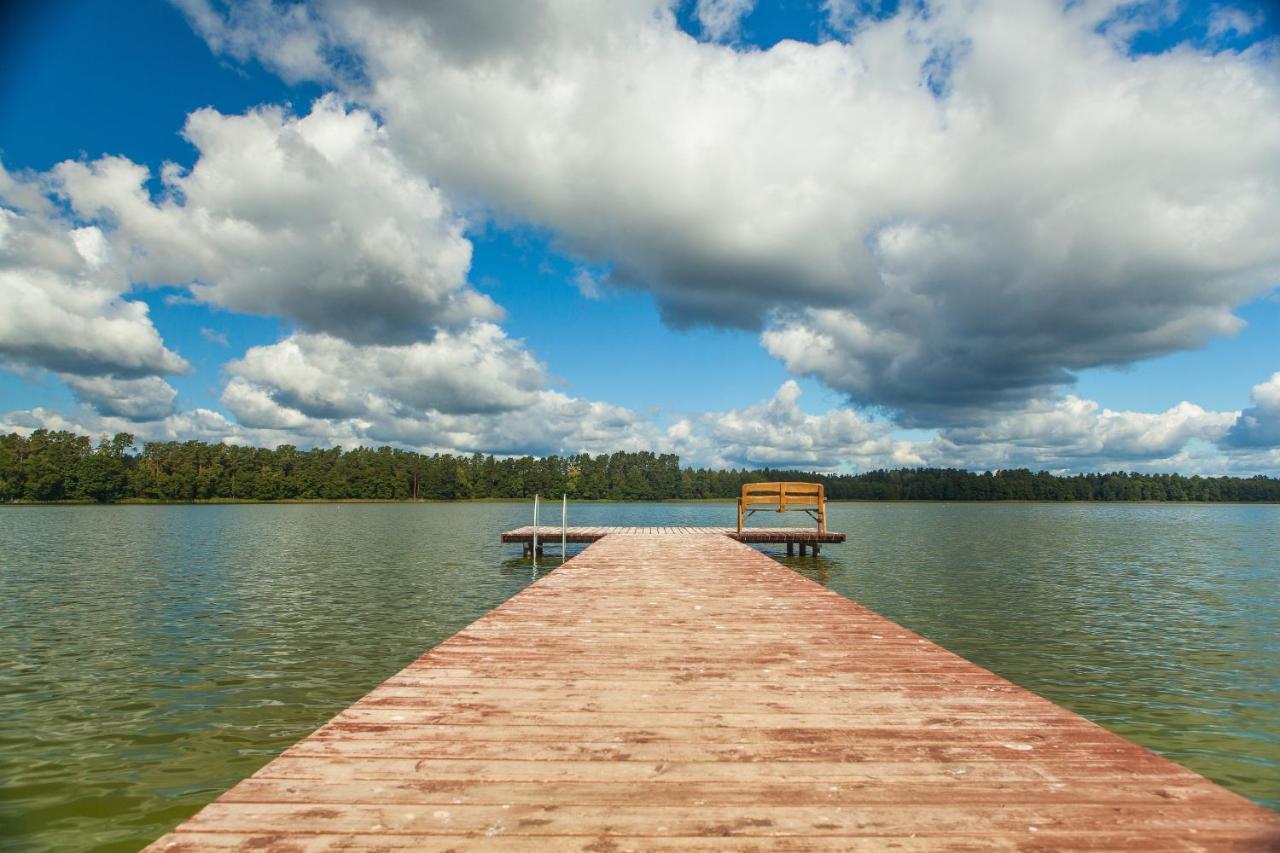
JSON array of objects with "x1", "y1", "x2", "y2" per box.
[
  {"x1": 501, "y1": 525, "x2": 847, "y2": 556},
  {"x1": 149, "y1": 529, "x2": 1280, "y2": 850}
]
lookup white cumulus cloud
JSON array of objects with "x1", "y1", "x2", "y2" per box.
[
  {"x1": 0, "y1": 172, "x2": 188, "y2": 380},
  {"x1": 665, "y1": 380, "x2": 919, "y2": 469},
  {"x1": 929, "y1": 395, "x2": 1240, "y2": 470},
  {"x1": 59, "y1": 375, "x2": 179, "y2": 421},
  {"x1": 223, "y1": 322, "x2": 547, "y2": 424},
  {"x1": 0, "y1": 404, "x2": 316, "y2": 449},
  {"x1": 54, "y1": 96, "x2": 496, "y2": 344},
  {"x1": 1208, "y1": 5, "x2": 1263, "y2": 39},
  {"x1": 695, "y1": 0, "x2": 756, "y2": 41},
  {"x1": 215, "y1": 322, "x2": 661, "y2": 456},
  {"x1": 184, "y1": 0, "x2": 1280, "y2": 423},
  {"x1": 1222, "y1": 370, "x2": 1280, "y2": 448},
  {"x1": 172, "y1": 0, "x2": 333, "y2": 84}
]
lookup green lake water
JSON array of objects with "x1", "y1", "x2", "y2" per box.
[{"x1": 1, "y1": 502, "x2": 1277, "y2": 850}]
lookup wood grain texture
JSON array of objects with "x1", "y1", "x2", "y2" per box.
[
  {"x1": 148, "y1": 531, "x2": 1280, "y2": 851},
  {"x1": 738, "y1": 482, "x2": 827, "y2": 533}
]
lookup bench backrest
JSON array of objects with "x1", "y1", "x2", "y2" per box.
[{"x1": 739, "y1": 481, "x2": 824, "y2": 511}]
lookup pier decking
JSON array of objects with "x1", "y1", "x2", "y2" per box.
[
  {"x1": 150, "y1": 529, "x2": 1280, "y2": 850},
  {"x1": 501, "y1": 525, "x2": 846, "y2": 556}
]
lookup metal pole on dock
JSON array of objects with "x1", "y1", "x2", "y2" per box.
[
  {"x1": 561, "y1": 493, "x2": 567, "y2": 563},
  {"x1": 532, "y1": 494, "x2": 540, "y2": 568}
]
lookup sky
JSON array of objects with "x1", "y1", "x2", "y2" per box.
[{"x1": 1, "y1": 0, "x2": 1278, "y2": 474}]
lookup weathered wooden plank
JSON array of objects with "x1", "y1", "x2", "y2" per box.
[
  {"x1": 147, "y1": 531, "x2": 1280, "y2": 851},
  {"x1": 377, "y1": 673, "x2": 1028, "y2": 688},
  {"x1": 281, "y1": 737, "x2": 1188, "y2": 765},
  {"x1": 142, "y1": 831, "x2": 1280, "y2": 852},
  {"x1": 255, "y1": 756, "x2": 1200, "y2": 784},
  {"x1": 222, "y1": 778, "x2": 1251, "y2": 808},
  {"x1": 148, "y1": 831, "x2": 1202, "y2": 852},
  {"x1": 307, "y1": 726, "x2": 1123, "y2": 749},
  {"x1": 164, "y1": 800, "x2": 1280, "y2": 838}
]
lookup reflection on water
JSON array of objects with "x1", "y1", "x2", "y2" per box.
[
  {"x1": 0, "y1": 502, "x2": 1276, "y2": 851},
  {"x1": 779, "y1": 553, "x2": 837, "y2": 586}
]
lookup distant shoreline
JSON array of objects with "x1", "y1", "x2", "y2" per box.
[{"x1": 7, "y1": 432, "x2": 1278, "y2": 503}]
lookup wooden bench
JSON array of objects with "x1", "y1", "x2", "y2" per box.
[{"x1": 737, "y1": 481, "x2": 826, "y2": 534}]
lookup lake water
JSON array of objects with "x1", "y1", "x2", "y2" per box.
[{"x1": 1, "y1": 502, "x2": 1277, "y2": 850}]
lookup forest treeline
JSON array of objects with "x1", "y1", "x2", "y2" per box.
[{"x1": 3, "y1": 429, "x2": 1279, "y2": 503}]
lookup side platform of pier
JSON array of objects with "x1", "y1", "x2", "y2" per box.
[
  {"x1": 149, "y1": 530, "x2": 1280, "y2": 850},
  {"x1": 501, "y1": 525, "x2": 847, "y2": 556}
]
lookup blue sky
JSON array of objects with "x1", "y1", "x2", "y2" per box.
[
  {"x1": 0, "y1": 0, "x2": 829, "y2": 415},
  {"x1": 1, "y1": 0, "x2": 1278, "y2": 473}
]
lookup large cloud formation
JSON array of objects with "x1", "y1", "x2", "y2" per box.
[
  {"x1": 931, "y1": 394, "x2": 1239, "y2": 471},
  {"x1": 3, "y1": 1, "x2": 1277, "y2": 476},
  {"x1": 59, "y1": 375, "x2": 179, "y2": 421},
  {"x1": 661, "y1": 381, "x2": 1250, "y2": 473},
  {"x1": 179, "y1": 0, "x2": 1280, "y2": 425},
  {"x1": 55, "y1": 96, "x2": 496, "y2": 344},
  {"x1": 0, "y1": 171, "x2": 187, "y2": 380},
  {"x1": 217, "y1": 322, "x2": 664, "y2": 455},
  {"x1": 666, "y1": 380, "x2": 919, "y2": 469},
  {"x1": 1, "y1": 166, "x2": 187, "y2": 422},
  {"x1": 223, "y1": 323, "x2": 546, "y2": 425}
]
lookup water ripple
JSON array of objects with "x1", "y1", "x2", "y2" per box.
[{"x1": 0, "y1": 502, "x2": 1276, "y2": 850}]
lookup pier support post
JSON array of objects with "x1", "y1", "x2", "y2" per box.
[
  {"x1": 799, "y1": 543, "x2": 808, "y2": 556},
  {"x1": 532, "y1": 494, "x2": 540, "y2": 566},
  {"x1": 814, "y1": 543, "x2": 821, "y2": 556},
  {"x1": 787, "y1": 542, "x2": 794, "y2": 556}
]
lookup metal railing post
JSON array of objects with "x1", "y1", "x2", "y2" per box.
[
  {"x1": 561, "y1": 493, "x2": 567, "y2": 563},
  {"x1": 532, "y1": 493, "x2": 539, "y2": 568}
]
